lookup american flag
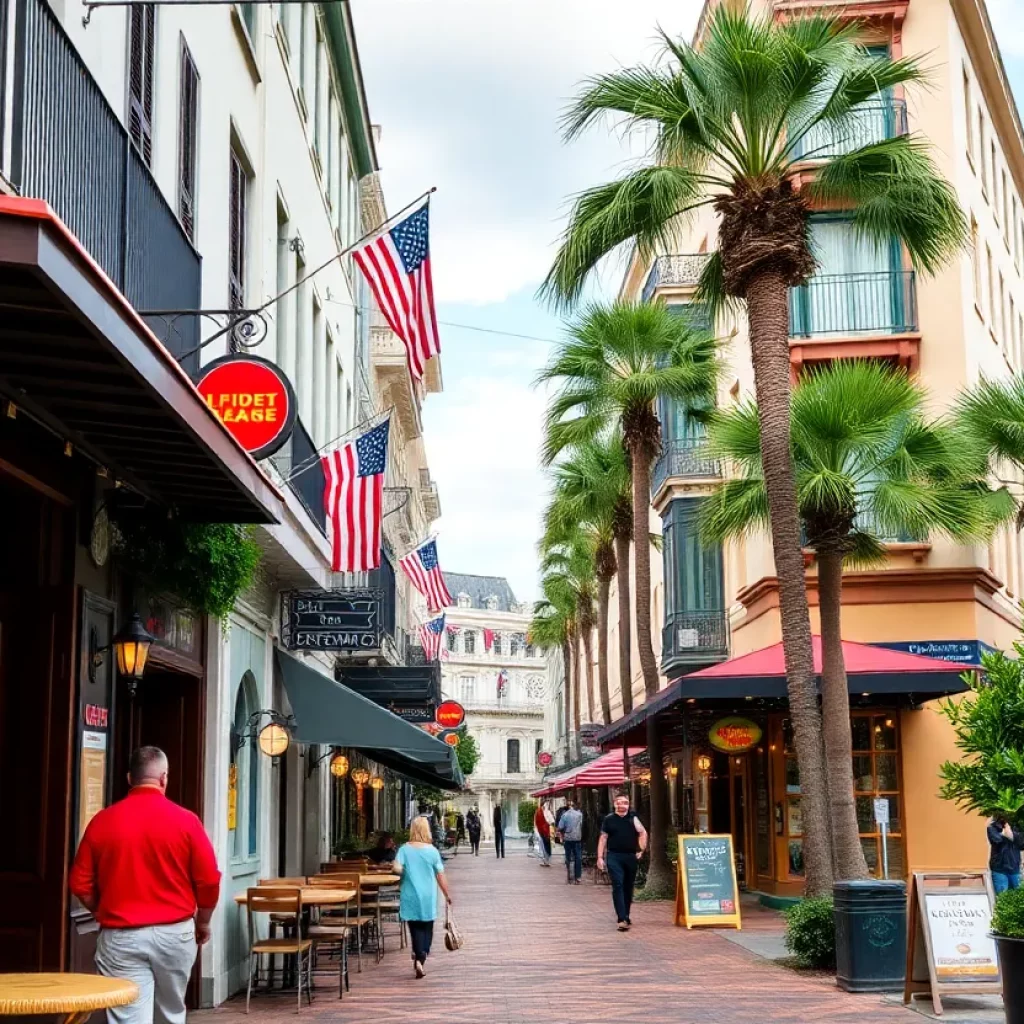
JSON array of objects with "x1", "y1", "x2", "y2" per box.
[
  {"x1": 419, "y1": 614, "x2": 445, "y2": 662},
  {"x1": 353, "y1": 204, "x2": 440, "y2": 380},
  {"x1": 497, "y1": 668, "x2": 509, "y2": 698},
  {"x1": 399, "y1": 539, "x2": 452, "y2": 613},
  {"x1": 321, "y1": 419, "x2": 390, "y2": 573}
]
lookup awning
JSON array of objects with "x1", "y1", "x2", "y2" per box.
[
  {"x1": 532, "y1": 747, "x2": 644, "y2": 797},
  {"x1": 597, "y1": 636, "x2": 972, "y2": 746},
  {"x1": 0, "y1": 198, "x2": 280, "y2": 523},
  {"x1": 275, "y1": 649, "x2": 463, "y2": 790}
]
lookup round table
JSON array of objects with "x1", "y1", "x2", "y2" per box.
[
  {"x1": 233, "y1": 888, "x2": 356, "y2": 906},
  {"x1": 0, "y1": 973, "x2": 139, "y2": 1024},
  {"x1": 359, "y1": 873, "x2": 399, "y2": 886}
]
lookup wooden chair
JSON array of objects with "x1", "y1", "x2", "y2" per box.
[{"x1": 245, "y1": 888, "x2": 312, "y2": 1013}]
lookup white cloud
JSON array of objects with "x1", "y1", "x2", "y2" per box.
[{"x1": 989, "y1": 0, "x2": 1024, "y2": 59}]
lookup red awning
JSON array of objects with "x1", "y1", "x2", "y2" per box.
[{"x1": 532, "y1": 747, "x2": 644, "y2": 797}]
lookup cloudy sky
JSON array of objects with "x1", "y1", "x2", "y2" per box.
[{"x1": 351, "y1": 0, "x2": 1024, "y2": 604}]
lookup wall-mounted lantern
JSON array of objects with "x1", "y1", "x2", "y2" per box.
[{"x1": 90, "y1": 614, "x2": 156, "y2": 693}]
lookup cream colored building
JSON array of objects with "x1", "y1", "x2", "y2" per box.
[{"x1": 581, "y1": 0, "x2": 1022, "y2": 896}]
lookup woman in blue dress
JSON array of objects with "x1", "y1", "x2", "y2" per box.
[{"x1": 392, "y1": 815, "x2": 452, "y2": 977}]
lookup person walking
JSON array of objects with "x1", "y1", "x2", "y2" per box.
[
  {"x1": 69, "y1": 746, "x2": 221, "y2": 1024},
  {"x1": 988, "y1": 815, "x2": 1024, "y2": 893},
  {"x1": 558, "y1": 799, "x2": 584, "y2": 885},
  {"x1": 455, "y1": 811, "x2": 466, "y2": 851},
  {"x1": 466, "y1": 806, "x2": 482, "y2": 856},
  {"x1": 393, "y1": 816, "x2": 452, "y2": 978},
  {"x1": 534, "y1": 800, "x2": 553, "y2": 867},
  {"x1": 597, "y1": 792, "x2": 648, "y2": 931},
  {"x1": 493, "y1": 803, "x2": 506, "y2": 859}
]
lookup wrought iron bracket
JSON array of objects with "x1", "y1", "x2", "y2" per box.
[
  {"x1": 83, "y1": 0, "x2": 309, "y2": 28},
  {"x1": 138, "y1": 308, "x2": 270, "y2": 367}
]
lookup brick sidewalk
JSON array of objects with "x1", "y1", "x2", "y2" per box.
[{"x1": 196, "y1": 848, "x2": 919, "y2": 1024}]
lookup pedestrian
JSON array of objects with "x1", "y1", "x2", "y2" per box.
[
  {"x1": 455, "y1": 811, "x2": 466, "y2": 851},
  {"x1": 493, "y1": 803, "x2": 506, "y2": 859},
  {"x1": 554, "y1": 801, "x2": 567, "y2": 832},
  {"x1": 69, "y1": 746, "x2": 221, "y2": 1024},
  {"x1": 558, "y1": 799, "x2": 584, "y2": 885},
  {"x1": 392, "y1": 816, "x2": 453, "y2": 979},
  {"x1": 466, "y1": 806, "x2": 482, "y2": 856},
  {"x1": 366, "y1": 832, "x2": 398, "y2": 865},
  {"x1": 597, "y1": 792, "x2": 648, "y2": 931},
  {"x1": 534, "y1": 800, "x2": 553, "y2": 867},
  {"x1": 988, "y1": 814, "x2": 1024, "y2": 893}
]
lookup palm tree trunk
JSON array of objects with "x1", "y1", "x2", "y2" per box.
[
  {"x1": 745, "y1": 269, "x2": 833, "y2": 896},
  {"x1": 597, "y1": 575, "x2": 612, "y2": 725},
  {"x1": 817, "y1": 549, "x2": 870, "y2": 880},
  {"x1": 561, "y1": 638, "x2": 573, "y2": 762},
  {"x1": 571, "y1": 631, "x2": 581, "y2": 744},
  {"x1": 582, "y1": 625, "x2": 596, "y2": 724},
  {"x1": 629, "y1": 446, "x2": 674, "y2": 895},
  {"x1": 614, "y1": 533, "x2": 634, "y2": 717}
]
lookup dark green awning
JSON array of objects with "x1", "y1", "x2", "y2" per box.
[{"x1": 274, "y1": 649, "x2": 463, "y2": 790}]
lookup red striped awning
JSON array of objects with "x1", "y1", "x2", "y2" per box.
[{"x1": 531, "y1": 747, "x2": 644, "y2": 797}]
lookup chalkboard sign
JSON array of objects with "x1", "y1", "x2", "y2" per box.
[
  {"x1": 674, "y1": 834, "x2": 742, "y2": 930},
  {"x1": 283, "y1": 590, "x2": 382, "y2": 652}
]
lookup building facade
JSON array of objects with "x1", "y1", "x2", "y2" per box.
[
  {"x1": 578, "y1": 0, "x2": 1024, "y2": 896},
  {"x1": 441, "y1": 574, "x2": 548, "y2": 835}
]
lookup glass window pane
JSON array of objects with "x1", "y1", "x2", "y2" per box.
[
  {"x1": 851, "y1": 716, "x2": 872, "y2": 751},
  {"x1": 782, "y1": 719, "x2": 795, "y2": 753},
  {"x1": 884, "y1": 795, "x2": 901, "y2": 833},
  {"x1": 874, "y1": 716, "x2": 897, "y2": 750},
  {"x1": 853, "y1": 754, "x2": 873, "y2": 791},
  {"x1": 886, "y1": 834, "x2": 905, "y2": 879},
  {"x1": 788, "y1": 839, "x2": 805, "y2": 876},
  {"x1": 788, "y1": 797, "x2": 803, "y2": 836},
  {"x1": 876, "y1": 753, "x2": 898, "y2": 791},
  {"x1": 786, "y1": 757, "x2": 801, "y2": 794},
  {"x1": 856, "y1": 795, "x2": 875, "y2": 833},
  {"x1": 862, "y1": 837, "x2": 880, "y2": 876}
]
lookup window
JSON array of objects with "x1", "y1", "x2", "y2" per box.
[
  {"x1": 491, "y1": 632, "x2": 502, "y2": 656},
  {"x1": 446, "y1": 628, "x2": 457, "y2": 652},
  {"x1": 1012, "y1": 297, "x2": 1018, "y2": 367},
  {"x1": 987, "y1": 244, "x2": 995, "y2": 326},
  {"x1": 510, "y1": 634, "x2": 522, "y2": 657},
  {"x1": 852, "y1": 713, "x2": 904, "y2": 879},
  {"x1": 980, "y1": 113, "x2": 988, "y2": 197},
  {"x1": 484, "y1": 595, "x2": 498, "y2": 611},
  {"x1": 299, "y1": 4, "x2": 310, "y2": 111},
  {"x1": 312, "y1": 297, "x2": 325, "y2": 443},
  {"x1": 991, "y1": 142, "x2": 998, "y2": 202},
  {"x1": 506, "y1": 739, "x2": 521, "y2": 774},
  {"x1": 313, "y1": 30, "x2": 324, "y2": 164},
  {"x1": 972, "y1": 217, "x2": 982, "y2": 310},
  {"x1": 1004, "y1": 171, "x2": 1011, "y2": 243},
  {"x1": 526, "y1": 643, "x2": 536, "y2": 659},
  {"x1": 230, "y1": 672, "x2": 261, "y2": 859},
  {"x1": 1015, "y1": 198, "x2": 1021, "y2": 267},
  {"x1": 228, "y1": 148, "x2": 247, "y2": 314},
  {"x1": 128, "y1": 5, "x2": 156, "y2": 165},
  {"x1": 535, "y1": 738, "x2": 543, "y2": 764},
  {"x1": 964, "y1": 68, "x2": 974, "y2": 161},
  {"x1": 999, "y1": 273, "x2": 1006, "y2": 344},
  {"x1": 459, "y1": 676, "x2": 475, "y2": 702},
  {"x1": 456, "y1": 593, "x2": 471, "y2": 609},
  {"x1": 239, "y1": 3, "x2": 255, "y2": 38},
  {"x1": 295, "y1": 250, "x2": 310, "y2": 423},
  {"x1": 276, "y1": 207, "x2": 293, "y2": 380},
  {"x1": 463, "y1": 630, "x2": 475, "y2": 654},
  {"x1": 177, "y1": 40, "x2": 199, "y2": 243}
]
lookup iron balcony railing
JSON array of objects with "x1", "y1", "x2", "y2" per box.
[
  {"x1": 789, "y1": 270, "x2": 918, "y2": 338},
  {"x1": 661, "y1": 609, "x2": 730, "y2": 670},
  {"x1": 278, "y1": 418, "x2": 327, "y2": 534},
  {"x1": 652, "y1": 438, "x2": 721, "y2": 494},
  {"x1": 801, "y1": 506, "x2": 921, "y2": 547},
  {"x1": 10, "y1": 0, "x2": 202, "y2": 373},
  {"x1": 791, "y1": 100, "x2": 908, "y2": 162},
  {"x1": 642, "y1": 254, "x2": 711, "y2": 303}
]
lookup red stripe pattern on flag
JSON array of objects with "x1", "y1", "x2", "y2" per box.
[
  {"x1": 419, "y1": 614, "x2": 445, "y2": 662},
  {"x1": 352, "y1": 204, "x2": 440, "y2": 380},
  {"x1": 321, "y1": 419, "x2": 390, "y2": 572},
  {"x1": 399, "y1": 539, "x2": 453, "y2": 613}
]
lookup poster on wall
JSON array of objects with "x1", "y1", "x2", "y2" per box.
[{"x1": 78, "y1": 730, "x2": 108, "y2": 837}]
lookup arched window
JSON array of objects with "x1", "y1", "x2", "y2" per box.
[
  {"x1": 457, "y1": 593, "x2": 471, "y2": 609},
  {"x1": 230, "y1": 671, "x2": 260, "y2": 859},
  {"x1": 485, "y1": 595, "x2": 498, "y2": 611},
  {"x1": 507, "y1": 738, "x2": 521, "y2": 774}
]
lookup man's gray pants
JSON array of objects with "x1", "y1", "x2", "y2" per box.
[{"x1": 96, "y1": 921, "x2": 197, "y2": 1024}]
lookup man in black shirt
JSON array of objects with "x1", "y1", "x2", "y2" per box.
[{"x1": 598, "y1": 792, "x2": 648, "y2": 931}]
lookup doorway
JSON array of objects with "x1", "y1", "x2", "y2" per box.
[{"x1": 708, "y1": 751, "x2": 752, "y2": 890}]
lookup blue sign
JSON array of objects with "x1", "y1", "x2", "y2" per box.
[{"x1": 871, "y1": 640, "x2": 997, "y2": 666}]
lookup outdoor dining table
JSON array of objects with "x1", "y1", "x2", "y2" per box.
[
  {"x1": 0, "y1": 973, "x2": 139, "y2": 1024},
  {"x1": 232, "y1": 888, "x2": 357, "y2": 908}
]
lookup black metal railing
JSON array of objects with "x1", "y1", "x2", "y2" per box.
[
  {"x1": 801, "y1": 506, "x2": 921, "y2": 547},
  {"x1": 661, "y1": 610, "x2": 729, "y2": 670},
  {"x1": 652, "y1": 438, "x2": 721, "y2": 494},
  {"x1": 791, "y1": 100, "x2": 908, "y2": 161},
  {"x1": 789, "y1": 270, "x2": 917, "y2": 338},
  {"x1": 282, "y1": 419, "x2": 327, "y2": 534},
  {"x1": 641, "y1": 254, "x2": 711, "y2": 303},
  {"x1": 11, "y1": 0, "x2": 201, "y2": 372}
]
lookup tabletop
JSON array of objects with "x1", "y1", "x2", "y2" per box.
[
  {"x1": 0, "y1": 974, "x2": 139, "y2": 1016},
  {"x1": 359, "y1": 873, "x2": 400, "y2": 886},
  {"x1": 233, "y1": 888, "x2": 356, "y2": 906}
]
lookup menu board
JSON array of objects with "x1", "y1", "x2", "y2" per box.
[
  {"x1": 675, "y1": 834, "x2": 741, "y2": 930},
  {"x1": 923, "y1": 891, "x2": 998, "y2": 981},
  {"x1": 78, "y1": 730, "x2": 108, "y2": 837}
]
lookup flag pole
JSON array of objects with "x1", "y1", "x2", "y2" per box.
[{"x1": 282, "y1": 407, "x2": 393, "y2": 484}]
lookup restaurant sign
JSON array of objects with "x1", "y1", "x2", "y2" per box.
[
  {"x1": 197, "y1": 355, "x2": 296, "y2": 459},
  {"x1": 435, "y1": 700, "x2": 465, "y2": 729},
  {"x1": 538, "y1": 751, "x2": 553, "y2": 767},
  {"x1": 709, "y1": 716, "x2": 762, "y2": 753},
  {"x1": 284, "y1": 591, "x2": 382, "y2": 652}
]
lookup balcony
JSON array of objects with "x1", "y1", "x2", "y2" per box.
[
  {"x1": 8, "y1": 0, "x2": 201, "y2": 373},
  {"x1": 642, "y1": 254, "x2": 711, "y2": 303},
  {"x1": 661, "y1": 610, "x2": 730, "y2": 674},
  {"x1": 459, "y1": 696, "x2": 544, "y2": 713},
  {"x1": 272, "y1": 418, "x2": 327, "y2": 534},
  {"x1": 791, "y1": 100, "x2": 908, "y2": 162},
  {"x1": 445, "y1": 647, "x2": 544, "y2": 665},
  {"x1": 419, "y1": 468, "x2": 441, "y2": 521},
  {"x1": 371, "y1": 322, "x2": 423, "y2": 438},
  {"x1": 652, "y1": 438, "x2": 721, "y2": 496},
  {"x1": 789, "y1": 271, "x2": 917, "y2": 338}
]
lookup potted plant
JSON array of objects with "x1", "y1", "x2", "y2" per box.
[{"x1": 992, "y1": 887, "x2": 1024, "y2": 1024}]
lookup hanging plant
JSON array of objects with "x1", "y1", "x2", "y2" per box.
[{"x1": 112, "y1": 514, "x2": 261, "y2": 621}]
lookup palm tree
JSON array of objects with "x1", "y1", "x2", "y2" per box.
[
  {"x1": 545, "y1": 434, "x2": 634, "y2": 723},
  {"x1": 542, "y1": 7, "x2": 966, "y2": 892},
  {"x1": 531, "y1": 575, "x2": 577, "y2": 761},
  {"x1": 701, "y1": 361, "x2": 1010, "y2": 879},
  {"x1": 538, "y1": 301, "x2": 718, "y2": 894}
]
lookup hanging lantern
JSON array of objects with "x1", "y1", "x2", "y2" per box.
[
  {"x1": 669, "y1": 764, "x2": 679, "y2": 777},
  {"x1": 370, "y1": 775, "x2": 385, "y2": 791},
  {"x1": 351, "y1": 767, "x2": 370, "y2": 787},
  {"x1": 696, "y1": 754, "x2": 712, "y2": 773},
  {"x1": 329, "y1": 753, "x2": 349, "y2": 778},
  {"x1": 258, "y1": 722, "x2": 290, "y2": 758}
]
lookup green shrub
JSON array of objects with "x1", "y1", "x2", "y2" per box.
[
  {"x1": 518, "y1": 799, "x2": 538, "y2": 835},
  {"x1": 784, "y1": 895, "x2": 836, "y2": 969},
  {"x1": 993, "y1": 887, "x2": 1024, "y2": 938}
]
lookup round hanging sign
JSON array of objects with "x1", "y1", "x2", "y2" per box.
[
  {"x1": 708, "y1": 716, "x2": 763, "y2": 754},
  {"x1": 537, "y1": 751, "x2": 553, "y2": 767},
  {"x1": 197, "y1": 354, "x2": 296, "y2": 459},
  {"x1": 435, "y1": 700, "x2": 466, "y2": 729}
]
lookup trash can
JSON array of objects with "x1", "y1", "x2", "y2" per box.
[{"x1": 833, "y1": 879, "x2": 907, "y2": 992}]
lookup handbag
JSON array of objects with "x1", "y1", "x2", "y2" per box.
[{"x1": 444, "y1": 904, "x2": 464, "y2": 951}]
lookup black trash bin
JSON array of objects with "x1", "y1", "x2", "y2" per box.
[{"x1": 834, "y1": 879, "x2": 907, "y2": 992}]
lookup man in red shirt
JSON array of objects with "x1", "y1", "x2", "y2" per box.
[
  {"x1": 534, "y1": 800, "x2": 553, "y2": 867},
  {"x1": 70, "y1": 746, "x2": 221, "y2": 1024}
]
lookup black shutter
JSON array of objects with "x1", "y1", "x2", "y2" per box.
[
  {"x1": 177, "y1": 44, "x2": 199, "y2": 242},
  {"x1": 228, "y1": 150, "x2": 246, "y2": 314},
  {"x1": 128, "y1": 5, "x2": 155, "y2": 164}
]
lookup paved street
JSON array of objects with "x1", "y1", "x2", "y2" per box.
[{"x1": 198, "y1": 848, "x2": 920, "y2": 1024}]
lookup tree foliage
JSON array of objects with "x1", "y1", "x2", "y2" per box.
[{"x1": 454, "y1": 728, "x2": 481, "y2": 777}]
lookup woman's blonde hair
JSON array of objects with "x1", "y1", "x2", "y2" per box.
[{"x1": 408, "y1": 816, "x2": 433, "y2": 844}]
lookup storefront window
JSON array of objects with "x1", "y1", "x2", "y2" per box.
[
  {"x1": 230, "y1": 672, "x2": 260, "y2": 860},
  {"x1": 851, "y1": 712, "x2": 902, "y2": 878}
]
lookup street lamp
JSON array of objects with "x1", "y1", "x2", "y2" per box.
[
  {"x1": 330, "y1": 753, "x2": 350, "y2": 778},
  {"x1": 696, "y1": 754, "x2": 712, "y2": 773},
  {"x1": 90, "y1": 614, "x2": 156, "y2": 692}
]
